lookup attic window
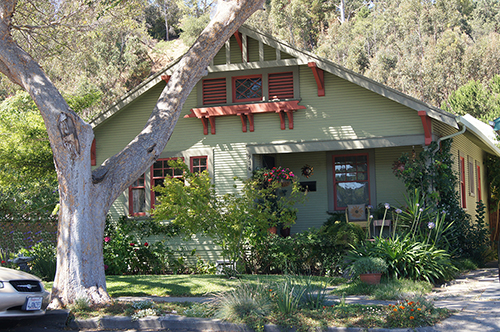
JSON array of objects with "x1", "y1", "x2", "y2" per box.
[
  {"x1": 269, "y1": 72, "x2": 294, "y2": 100},
  {"x1": 203, "y1": 78, "x2": 227, "y2": 105},
  {"x1": 233, "y1": 75, "x2": 262, "y2": 102}
]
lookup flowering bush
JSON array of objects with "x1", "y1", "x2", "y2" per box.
[
  {"x1": 263, "y1": 167, "x2": 295, "y2": 183},
  {"x1": 386, "y1": 298, "x2": 445, "y2": 328}
]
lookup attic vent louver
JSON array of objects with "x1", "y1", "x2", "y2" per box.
[
  {"x1": 203, "y1": 78, "x2": 227, "y2": 105},
  {"x1": 269, "y1": 72, "x2": 294, "y2": 99}
]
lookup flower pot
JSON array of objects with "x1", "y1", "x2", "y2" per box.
[
  {"x1": 280, "y1": 227, "x2": 291, "y2": 237},
  {"x1": 359, "y1": 273, "x2": 382, "y2": 285}
]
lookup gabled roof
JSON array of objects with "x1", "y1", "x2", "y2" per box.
[{"x1": 90, "y1": 24, "x2": 461, "y2": 130}]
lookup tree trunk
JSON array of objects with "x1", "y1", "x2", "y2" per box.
[{"x1": 0, "y1": 0, "x2": 265, "y2": 308}]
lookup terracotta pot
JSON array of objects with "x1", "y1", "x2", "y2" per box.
[
  {"x1": 280, "y1": 227, "x2": 291, "y2": 237},
  {"x1": 268, "y1": 226, "x2": 277, "y2": 234},
  {"x1": 359, "y1": 273, "x2": 382, "y2": 285}
]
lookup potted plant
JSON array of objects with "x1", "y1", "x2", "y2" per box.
[{"x1": 351, "y1": 257, "x2": 388, "y2": 285}]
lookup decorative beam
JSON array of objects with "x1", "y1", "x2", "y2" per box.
[
  {"x1": 418, "y1": 111, "x2": 432, "y2": 145},
  {"x1": 308, "y1": 62, "x2": 325, "y2": 97},
  {"x1": 161, "y1": 75, "x2": 171, "y2": 83},
  {"x1": 187, "y1": 100, "x2": 305, "y2": 134},
  {"x1": 90, "y1": 138, "x2": 96, "y2": 166},
  {"x1": 233, "y1": 30, "x2": 247, "y2": 62}
]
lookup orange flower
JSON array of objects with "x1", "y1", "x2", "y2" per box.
[
  {"x1": 393, "y1": 308, "x2": 398, "y2": 312},
  {"x1": 400, "y1": 306, "x2": 405, "y2": 309},
  {"x1": 410, "y1": 316, "x2": 414, "y2": 320},
  {"x1": 410, "y1": 309, "x2": 414, "y2": 311},
  {"x1": 417, "y1": 308, "x2": 421, "y2": 311}
]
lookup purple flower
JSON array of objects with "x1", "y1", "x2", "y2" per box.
[
  {"x1": 419, "y1": 208, "x2": 424, "y2": 212},
  {"x1": 384, "y1": 203, "x2": 390, "y2": 209},
  {"x1": 395, "y1": 209, "x2": 402, "y2": 214},
  {"x1": 428, "y1": 222, "x2": 435, "y2": 229}
]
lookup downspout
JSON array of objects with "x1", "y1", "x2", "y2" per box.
[{"x1": 432, "y1": 116, "x2": 467, "y2": 154}]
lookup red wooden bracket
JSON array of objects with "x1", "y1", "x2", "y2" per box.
[
  {"x1": 285, "y1": 110, "x2": 294, "y2": 129},
  {"x1": 233, "y1": 30, "x2": 247, "y2": 62},
  {"x1": 208, "y1": 116, "x2": 216, "y2": 135},
  {"x1": 277, "y1": 111, "x2": 286, "y2": 130},
  {"x1": 247, "y1": 113, "x2": 254, "y2": 132},
  {"x1": 237, "y1": 113, "x2": 247, "y2": 132},
  {"x1": 161, "y1": 75, "x2": 171, "y2": 83},
  {"x1": 308, "y1": 62, "x2": 325, "y2": 97},
  {"x1": 90, "y1": 138, "x2": 96, "y2": 166},
  {"x1": 201, "y1": 117, "x2": 209, "y2": 135},
  {"x1": 418, "y1": 111, "x2": 432, "y2": 145}
]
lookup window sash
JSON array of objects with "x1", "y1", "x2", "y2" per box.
[
  {"x1": 232, "y1": 75, "x2": 263, "y2": 102},
  {"x1": 333, "y1": 154, "x2": 370, "y2": 210},
  {"x1": 129, "y1": 174, "x2": 146, "y2": 216}
]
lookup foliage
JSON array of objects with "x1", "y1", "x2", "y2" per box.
[
  {"x1": 0, "y1": 221, "x2": 57, "y2": 252},
  {"x1": 351, "y1": 257, "x2": 388, "y2": 276},
  {"x1": 333, "y1": 278, "x2": 433, "y2": 300},
  {"x1": 386, "y1": 297, "x2": 444, "y2": 328},
  {"x1": 153, "y1": 161, "x2": 305, "y2": 268},
  {"x1": 19, "y1": 240, "x2": 57, "y2": 281},
  {"x1": 393, "y1": 139, "x2": 490, "y2": 262},
  {"x1": 213, "y1": 282, "x2": 271, "y2": 323},
  {"x1": 348, "y1": 236, "x2": 458, "y2": 284},
  {"x1": 103, "y1": 216, "x2": 197, "y2": 275}
]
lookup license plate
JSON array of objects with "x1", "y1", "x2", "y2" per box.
[{"x1": 23, "y1": 297, "x2": 43, "y2": 311}]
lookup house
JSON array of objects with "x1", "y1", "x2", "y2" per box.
[{"x1": 90, "y1": 25, "x2": 500, "y2": 258}]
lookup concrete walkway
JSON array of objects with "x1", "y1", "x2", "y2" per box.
[{"x1": 65, "y1": 267, "x2": 500, "y2": 331}]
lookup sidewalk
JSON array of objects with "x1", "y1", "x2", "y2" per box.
[{"x1": 66, "y1": 267, "x2": 500, "y2": 331}]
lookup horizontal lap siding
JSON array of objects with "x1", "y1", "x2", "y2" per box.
[
  {"x1": 298, "y1": 66, "x2": 423, "y2": 141},
  {"x1": 374, "y1": 146, "x2": 422, "y2": 207},
  {"x1": 248, "y1": 37, "x2": 259, "y2": 62},
  {"x1": 278, "y1": 152, "x2": 329, "y2": 233}
]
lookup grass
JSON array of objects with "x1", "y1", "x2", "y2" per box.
[
  {"x1": 44, "y1": 274, "x2": 331, "y2": 297},
  {"x1": 46, "y1": 274, "x2": 451, "y2": 330},
  {"x1": 332, "y1": 278, "x2": 434, "y2": 300}
]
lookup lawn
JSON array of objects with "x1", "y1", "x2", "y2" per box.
[
  {"x1": 46, "y1": 274, "x2": 452, "y2": 330},
  {"x1": 44, "y1": 274, "x2": 334, "y2": 297}
]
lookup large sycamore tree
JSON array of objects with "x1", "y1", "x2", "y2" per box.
[{"x1": 0, "y1": 0, "x2": 265, "y2": 307}]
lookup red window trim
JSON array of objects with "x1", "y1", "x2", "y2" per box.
[
  {"x1": 333, "y1": 153, "x2": 370, "y2": 211},
  {"x1": 129, "y1": 174, "x2": 146, "y2": 217},
  {"x1": 91, "y1": 138, "x2": 96, "y2": 166},
  {"x1": 150, "y1": 157, "x2": 184, "y2": 208},
  {"x1": 190, "y1": 156, "x2": 208, "y2": 173},
  {"x1": 477, "y1": 164, "x2": 482, "y2": 202},
  {"x1": 232, "y1": 75, "x2": 263, "y2": 103},
  {"x1": 460, "y1": 156, "x2": 466, "y2": 209}
]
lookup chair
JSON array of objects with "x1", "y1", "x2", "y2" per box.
[{"x1": 346, "y1": 204, "x2": 368, "y2": 228}]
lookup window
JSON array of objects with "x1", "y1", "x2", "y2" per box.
[
  {"x1": 459, "y1": 155, "x2": 466, "y2": 209},
  {"x1": 203, "y1": 78, "x2": 226, "y2": 105},
  {"x1": 190, "y1": 156, "x2": 207, "y2": 173},
  {"x1": 476, "y1": 162, "x2": 482, "y2": 202},
  {"x1": 151, "y1": 158, "x2": 184, "y2": 207},
  {"x1": 468, "y1": 156, "x2": 475, "y2": 196},
  {"x1": 233, "y1": 75, "x2": 262, "y2": 102},
  {"x1": 333, "y1": 154, "x2": 370, "y2": 210},
  {"x1": 129, "y1": 174, "x2": 146, "y2": 216}
]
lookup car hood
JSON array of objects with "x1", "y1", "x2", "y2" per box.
[{"x1": 0, "y1": 267, "x2": 42, "y2": 281}]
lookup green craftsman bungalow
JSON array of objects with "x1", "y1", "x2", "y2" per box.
[{"x1": 90, "y1": 25, "x2": 500, "y2": 258}]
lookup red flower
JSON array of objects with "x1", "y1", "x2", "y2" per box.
[
  {"x1": 104, "y1": 236, "x2": 110, "y2": 243},
  {"x1": 130, "y1": 243, "x2": 135, "y2": 246},
  {"x1": 1, "y1": 260, "x2": 5, "y2": 264},
  {"x1": 144, "y1": 242, "x2": 149, "y2": 247}
]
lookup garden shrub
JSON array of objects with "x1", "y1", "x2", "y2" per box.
[
  {"x1": 348, "y1": 235, "x2": 457, "y2": 284},
  {"x1": 19, "y1": 240, "x2": 57, "y2": 281}
]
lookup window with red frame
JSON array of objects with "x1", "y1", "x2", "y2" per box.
[
  {"x1": 476, "y1": 162, "x2": 482, "y2": 202},
  {"x1": 190, "y1": 156, "x2": 207, "y2": 173},
  {"x1": 333, "y1": 154, "x2": 370, "y2": 210},
  {"x1": 233, "y1": 75, "x2": 262, "y2": 102},
  {"x1": 460, "y1": 155, "x2": 466, "y2": 208},
  {"x1": 151, "y1": 158, "x2": 184, "y2": 207},
  {"x1": 129, "y1": 174, "x2": 146, "y2": 216}
]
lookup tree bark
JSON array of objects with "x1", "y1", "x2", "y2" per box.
[{"x1": 0, "y1": 0, "x2": 265, "y2": 307}]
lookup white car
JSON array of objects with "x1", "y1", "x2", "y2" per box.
[{"x1": 0, "y1": 267, "x2": 50, "y2": 318}]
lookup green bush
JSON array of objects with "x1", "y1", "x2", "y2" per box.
[
  {"x1": 348, "y1": 236, "x2": 458, "y2": 284},
  {"x1": 351, "y1": 257, "x2": 388, "y2": 276},
  {"x1": 19, "y1": 240, "x2": 56, "y2": 281}
]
